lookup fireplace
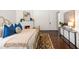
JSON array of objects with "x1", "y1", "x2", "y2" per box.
[{"x1": 25, "y1": 25, "x2": 30, "y2": 29}]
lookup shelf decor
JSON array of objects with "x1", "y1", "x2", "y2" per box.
[{"x1": 59, "y1": 22, "x2": 67, "y2": 27}]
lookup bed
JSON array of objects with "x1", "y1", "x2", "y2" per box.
[{"x1": 0, "y1": 29, "x2": 39, "y2": 49}]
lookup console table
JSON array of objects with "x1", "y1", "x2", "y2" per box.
[{"x1": 59, "y1": 27, "x2": 77, "y2": 49}]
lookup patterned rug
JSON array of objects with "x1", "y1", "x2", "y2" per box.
[{"x1": 37, "y1": 32, "x2": 54, "y2": 49}]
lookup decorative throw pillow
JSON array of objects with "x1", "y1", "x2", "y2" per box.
[
  {"x1": 15, "y1": 27, "x2": 22, "y2": 34},
  {"x1": 15, "y1": 23, "x2": 22, "y2": 30},
  {"x1": 3, "y1": 24, "x2": 15, "y2": 38},
  {"x1": 9, "y1": 24, "x2": 15, "y2": 34}
]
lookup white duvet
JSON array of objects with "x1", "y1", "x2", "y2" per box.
[{"x1": 0, "y1": 29, "x2": 39, "y2": 49}]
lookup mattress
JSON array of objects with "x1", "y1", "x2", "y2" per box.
[{"x1": 0, "y1": 29, "x2": 39, "y2": 49}]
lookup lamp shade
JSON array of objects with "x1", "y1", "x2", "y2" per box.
[{"x1": 68, "y1": 22, "x2": 73, "y2": 27}]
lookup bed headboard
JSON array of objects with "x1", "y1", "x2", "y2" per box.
[
  {"x1": 0, "y1": 16, "x2": 12, "y2": 26},
  {"x1": 0, "y1": 16, "x2": 12, "y2": 37}
]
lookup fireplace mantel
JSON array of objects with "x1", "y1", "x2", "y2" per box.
[{"x1": 21, "y1": 20, "x2": 34, "y2": 29}]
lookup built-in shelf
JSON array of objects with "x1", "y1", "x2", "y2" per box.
[{"x1": 59, "y1": 27, "x2": 78, "y2": 49}]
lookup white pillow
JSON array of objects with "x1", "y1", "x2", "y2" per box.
[{"x1": 15, "y1": 27, "x2": 22, "y2": 34}]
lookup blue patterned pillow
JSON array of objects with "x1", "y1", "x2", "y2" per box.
[
  {"x1": 3, "y1": 24, "x2": 15, "y2": 38},
  {"x1": 14, "y1": 23, "x2": 22, "y2": 33}
]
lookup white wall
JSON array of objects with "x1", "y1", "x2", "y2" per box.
[
  {"x1": 31, "y1": 10, "x2": 58, "y2": 30},
  {"x1": 0, "y1": 10, "x2": 16, "y2": 23},
  {"x1": 16, "y1": 10, "x2": 34, "y2": 22},
  {"x1": 0, "y1": 10, "x2": 58, "y2": 30},
  {"x1": 75, "y1": 10, "x2": 79, "y2": 32},
  {"x1": 16, "y1": 10, "x2": 58, "y2": 30},
  {"x1": 32, "y1": 10, "x2": 50, "y2": 30},
  {"x1": 16, "y1": 10, "x2": 23, "y2": 22},
  {"x1": 74, "y1": 10, "x2": 79, "y2": 48}
]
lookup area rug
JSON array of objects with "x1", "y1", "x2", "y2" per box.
[{"x1": 37, "y1": 32, "x2": 54, "y2": 49}]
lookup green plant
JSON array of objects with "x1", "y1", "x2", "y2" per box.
[
  {"x1": 20, "y1": 18, "x2": 25, "y2": 22},
  {"x1": 59, "y1": 22, "x2": 67, "y2": 27}
]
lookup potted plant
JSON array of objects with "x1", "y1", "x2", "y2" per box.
[
  {"x1": 59, "y1": 22, "x2": 68, "y2": 27},
  {"x1": 20, "y1": 18, "x2": 25, "y2": 22}
]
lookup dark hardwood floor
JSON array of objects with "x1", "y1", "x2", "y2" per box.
[{"x1": 41, "y1": 30, "x2": 71, "y2": 49}]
